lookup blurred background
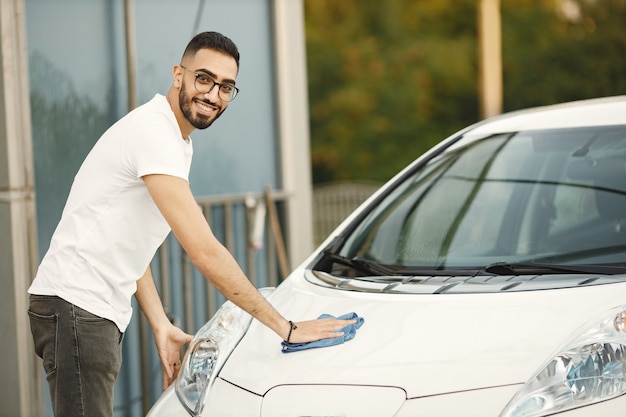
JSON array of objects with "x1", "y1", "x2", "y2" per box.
[{"x1": 0, "y1": 0, "x2": 624, "y2": 416}]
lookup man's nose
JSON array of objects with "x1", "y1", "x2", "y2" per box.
[{"x1": 204, "y1": 83, "x2": 221, "y2": 101}]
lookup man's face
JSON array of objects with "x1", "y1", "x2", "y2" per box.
[{"x1": 178, "y1": 49, "x2": 239, "y2": 130}]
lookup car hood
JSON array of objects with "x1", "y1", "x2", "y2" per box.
[{"x1": 218, "y1": 270, "x2": 626, "y2": 399}]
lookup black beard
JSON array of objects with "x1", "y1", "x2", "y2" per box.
[{"x1": 178, "y1": 80, "x2": 224, "y2": 130}]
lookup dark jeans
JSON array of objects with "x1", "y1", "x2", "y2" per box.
[{"x1": 28, "y1": 295, "x2": 124, "y2": 417}]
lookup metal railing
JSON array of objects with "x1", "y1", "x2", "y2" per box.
[
  {"x1": 312, "y1": 181, "x2": 381, "y2": 246},
  {"x1": 158, "y1": 189, "x2": 288, "y2": 330},
  {"x1": 130, "y1": 189, "x2": 289, "y2": 415}
]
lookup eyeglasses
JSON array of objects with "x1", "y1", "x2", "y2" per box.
[{"x1": 180, "y1": 65, "x2": 239, "y2": 102}]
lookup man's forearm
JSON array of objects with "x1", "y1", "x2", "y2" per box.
[
  {"x1": 191, "y1": 243, "x2": 290, "y2": 339},
  {"x1": 135, "y1": 266, "x2": 171, "y2": 330},
  {"x1": 142, "y1": 174, "x2": 290, "y2": 338}
]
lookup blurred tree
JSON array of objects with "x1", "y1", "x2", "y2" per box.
[
  {"x1": 305, "y1": 0, "x2": 626, "y2": 184},
  {"x1": 305, "y1": 0, "x2": 478, "y2": 183},
  {"x1": 502, "y1": 0, "x2": 626, "y2": 109}
]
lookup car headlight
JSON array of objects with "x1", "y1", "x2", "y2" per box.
[
  {"x1": 175, "y1": 287, "x2": 275, "y2": 416},
  {"x1": 500, "y1": 305, "x2": 626, "y2": 417}
]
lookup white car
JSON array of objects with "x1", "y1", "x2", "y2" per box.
[{"x1": 148, "y1": 96, "x2": 626, "y2": 417}]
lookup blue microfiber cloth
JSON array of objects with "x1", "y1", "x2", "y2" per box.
[{"x1": 281, "y1": 312, "x2": 365, "y2": 353}]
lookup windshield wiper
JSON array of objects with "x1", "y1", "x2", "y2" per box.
[
  {"x1": 317, "y1": 252, "x2": 461, "y2": 277},
  {"x1": 484, "y1": 261, "x2": 626, "y2": 276},
  {"x1": 319, "y1": 253, "x2": 626, "y2": 277},
  {"x1": 318, "y1": 252, "x2": 398, "y2": 276}
]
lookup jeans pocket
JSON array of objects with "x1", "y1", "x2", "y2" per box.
[
  {"x1": 28, "y1": 310, "x2": 58, "y2": 376},
  {"x1": 75, "y1": 310, "x2": 123, "y2": 375}
]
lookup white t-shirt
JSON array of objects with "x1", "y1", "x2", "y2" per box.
[{"x1": 29, "y1": 94, "x2": 193, "y2": 332}]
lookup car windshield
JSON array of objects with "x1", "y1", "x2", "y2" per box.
[{"x1": 323, "y1": 125, "x2": 626, "y2": 276}]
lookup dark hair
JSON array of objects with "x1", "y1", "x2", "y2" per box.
[{"x1": 181, "y1": 31, "x2": 240, "y2": 68}]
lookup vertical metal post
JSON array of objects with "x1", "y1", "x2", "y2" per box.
[
  {"x1": 124, "y1": 0, "x2": 138, "y2": 110},
  {"x1": 182, "y1": 251, "x2": 194, "y2": 332},
  {"x1": 123, "y1": 1, "x2": 150, "y2": 413},
  {"x1": 0, "y1": 0, "x2": 43, "y2": 415},
  {"x1": 478, "y1": 0, "x2": 503, "y2": 119},
  {"x1": 272, "y1": 0, "x2": 315, "y2": 267},
  {"x1": 203, "y1": 203, "x2": 217, "y2": 317}
]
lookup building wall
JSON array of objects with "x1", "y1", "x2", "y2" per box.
[{"x1": 26, "y1": 0, "x2": 282, "y2": 258}]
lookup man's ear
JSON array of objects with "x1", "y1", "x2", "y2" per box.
[{"x1": 173, "y1": 65, "x2": 183, "y2": 87}]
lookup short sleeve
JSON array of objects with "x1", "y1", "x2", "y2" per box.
[{"x1": 126, "y1": 112, "x2": 191, "y2": 181}]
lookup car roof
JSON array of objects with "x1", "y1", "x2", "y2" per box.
[{"x1": 469, "y1": 95, "x2": 626, "y2": 135}]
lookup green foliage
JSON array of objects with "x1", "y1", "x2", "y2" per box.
[
  {"x1": 502, "y1": 0, "x2": 626, "y2": 109},
  {"x1": 306, "y1": 0, "x2": 478, "y2": 183},
  {"x1": 305, "y1": 0, "x2": 626, "y2": 183}
]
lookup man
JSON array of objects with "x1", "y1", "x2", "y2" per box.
[{"x1": 28, "y1": 31, "x2": 354, "y2": 417}]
